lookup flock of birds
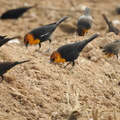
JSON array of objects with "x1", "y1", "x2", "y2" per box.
[{"x1": 0, "y1": 5, "x2": 120, "y2": 83}]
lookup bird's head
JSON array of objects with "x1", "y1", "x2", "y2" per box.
[
  {"x1": 77, "y1": 27, "x2": 88, "y2": 36},
  {"x1": 50, "y1": 51, "x2": 66, "y2": 63},
  {"x1": 24, "y1": 33, "x2": 33, "y2": 48},
  {"x1": 24, "y1": 33, "x2": 40, "y2": 48}
]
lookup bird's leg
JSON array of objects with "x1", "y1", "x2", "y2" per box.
[
  {"x1": 72, "y1": 61, "x2": 75, "y2": 66},
  {"x1": 0, "y1": 75, "x2": 4, "y2": 83},
  {"x1": 39, "y1": 43, "x2": 41, "y2": 49},
  {"x1": 116, "y1": 54, "x2": 119, "y2": 59},
  {"x1": 69, "y1": 61, "x2": 75, "y2": 70},
  {"x1": 45, "y1": 38, "x2": 51, "y2": 52},
  {"x1": 64, "y1": 62, "x2": 71, "y2": 68},
  {"x1": 35, "y1": 43, "x2": 41, "y2": 52}
]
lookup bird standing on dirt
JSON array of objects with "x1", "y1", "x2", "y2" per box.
[
  {"x1": 68, "y1": 111, "x2": 80, "y2": 120},
  {"x1": 0, "y1": 35, "x2": 19, "y2": 47},
  {"x1": 0, "y1": 60, "x2": 30, "y2": 82},
  {"x1": 77, "y1": 7, "x2": 93, "y2": 36},
  {"x1": 24, "y1": 17, "x2": 68, "y2": 51},
  {"x1": 101, "y1": 40, "x2": 120, "y2": 59},
  {"x1": 102, "y1": 14, "x2": 120, "y2": 35},
  {"x1": 50, "y1": 33, "x2": 99, "y2": 68},
  {"x1": 0, "y1": 6, "x2": 35, "y2": 19}
]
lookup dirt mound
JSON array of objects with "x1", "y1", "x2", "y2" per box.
[{"x1": 0, "y1": 0, "x2": 120, "y2": 120}]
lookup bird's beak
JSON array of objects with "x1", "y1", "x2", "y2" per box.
[
  {"x1": 25, "y1": 44, "x2": 28, "y2": 49},
  {"x1": 49, "y1": 60, "x2": 54, "y2": 63}
]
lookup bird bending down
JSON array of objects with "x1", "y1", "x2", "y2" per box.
[
  {"x1": 0, "y1": 35, "x2": 19, "y2": 47},
  {"x1": 0, "y1": 5, "x2": 35, "y2": 19},
  {"x1": 24, "y1": 17, "x2": 68, "y2": 52},
  {"x1": 77, "y1": 7, "x2": 93, "y2": 36},
  {"x1": 101, "y1": 40, "x2": 120, "y2": 59},
  {"x1": 102, "y1": 14, "x2": 120, "y2": 35},
  {"x1": 50, "y1": 33, "x2": 99, "y2": 68},
  {"x1": 0, "y1": 60, "x2": 30, "y2": 82}
]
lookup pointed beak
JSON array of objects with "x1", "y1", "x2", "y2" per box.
[
  {"x1": 25, "y1": 43, "x2": 28, "y2": 49},
  {"x1": 49, "y1": 60, "x2": 53, "y2": 63}
]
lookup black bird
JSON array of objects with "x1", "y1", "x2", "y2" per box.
[
  {"x1": 0, "y1": 60, "x2": 30, "y2": 82},
  {"x1": 0, "y1": 35, "x2": 19, "y2": 47},
  {"x1": 102, "y1": 14, "x2": 120, "y2": 35},
  {"x1": 24, "y1": 17, "x2": 68, "y2": 51},
  {"x1": 102, "y1": 40, "x2": 120, "y2": 59},
  {"x1": 77, "y1": 7, "x2": 93, "y2": 36},
  {"x1": 0, "y1": 6, "x2": 35, "y2": 19},
  {"x1": 68, "y1": 111, "x2": 80, "y2": 120},
  {"x1": 50, "y1": 33, "x2": 99, "y2": 68}
]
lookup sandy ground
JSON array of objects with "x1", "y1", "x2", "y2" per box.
[{"x1": 0, "y1": 0, "x2": 120, "y2": 120}]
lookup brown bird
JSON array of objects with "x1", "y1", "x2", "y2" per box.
[
  {"x1": 102, "y1": 40, "x2": 120, "y2": 59},
  {"x1": 0, "y1": 35, "x2": 19, "y2": 47},
  {"x1": 0, "y1": 60, "x2": 30, "y2": 82},
  {"x1": 50, "y1": 33, "x2": 99, "y2": 68},
  {"x1": 68, "y1": 111, "x2": 80, "y2": 120},
  {"x1": 102, "y1": 14, "x2": 120, "y2": 35},
  {"x1": 24, "y1": 17, "x2": 68, "y2": 51},
  {"x1": 77, "y1": 7, "x2": 93, "y2": 36}
]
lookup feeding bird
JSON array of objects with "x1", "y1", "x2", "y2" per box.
[
  {"x1": 101, "y1": 40, "x2": 120, "y2": 59},
  {"x1": 24, "y1": 16, "x2": 68, "y2": 52},
  {"x1": 0, "y1": 5, "x2": 35, "y2": 19},
  {"x1": 0, "y1": 60, "x2": 30, "y2": 82},
  {"x1": 50, "y1": 33, "x2": 99, "y2": 68},
  {"x1": 77, "y1": 7, "x2": 93, "y2": 36},
  {"x1": 102, "y1": 14, "x2": 120, "y2": 35}
]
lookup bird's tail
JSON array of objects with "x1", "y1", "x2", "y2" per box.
[
  {"x1": 0, "y1": 35, "x2": 7, "y2": 39},
  {"x1": 84, "y1": 7, "x2": 91, "y2": 16},
  {"x1": 7, "y1": 36, "x2": 21, "y2": 40},
  {"x1": 77, "y1": 33, "x2": 99, "y2": 52},
  {"x1": 102, "y1": 14, "x2": 111, "y2": 27},
  {"x1": 16, "y1": 60, "x2": 30, "y2": 65},
  {"x1": 84, "y1": 33, "x2": 99, "y2": 45},
  {"x1": 56, "y1": 17, "x2": 68, "y2": 26}
]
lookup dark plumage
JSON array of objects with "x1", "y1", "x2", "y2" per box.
[
  {"x1": 0, "y1": 35, "x2": 19, "y2": 47},
  {"x1": 0, "y1": 60, "x2": 30, "y2": 82},
  {"x1": 0, "y1": 6, "x2": 35, "y2": 19},
  {"x1": 102, "y1": 40, "x2": 120, "y2": 59},
  {"x1": 102, "y1": 14, "x2": 120, "y2": 35},
  {"x1": 24, "y1": 17, "x2": 68, "y2": 51},
  {"x1": 68, "y1": 111, "x2": 80, "y2": 120},
  {"x1": 50, "y1": 33, "x2": 99, "y2": 68},
  {"x1": 77, "y1": 7, "x2": 93, "y2": 36}
]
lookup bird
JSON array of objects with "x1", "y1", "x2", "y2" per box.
[
  {"x1": 101, "y1": 40, "x2": 120, "y2": 59},
  {"x1": 102, "y1": 14, "x2": 120, "y2": 35},
  {"x1": 0, "y1": 35, "x2": 19, "y2": 47},
  {"x1": 24, "y1": 16, "x2": 68, "y2": 52},
  {"x1": 50, "y1": 33, "x2": 99, "y2": 68},
  {"x1": 0, "y1": 5, "x2": 35, "y2": 19},
  {"x1": 0, "y1": 60, "x2": 30, "y2": 82},
  {"x1": 68, "y1": 111, "x2": 80, "y2": 120},
  {"x1": 76, "y1": 7, "x2": 93, "y2": 36}
]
